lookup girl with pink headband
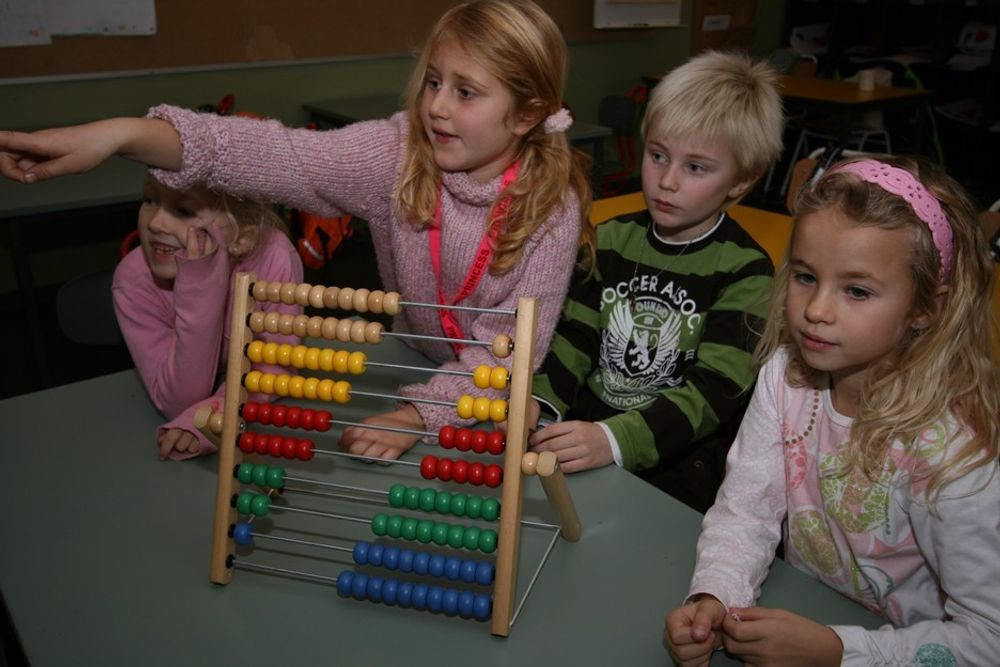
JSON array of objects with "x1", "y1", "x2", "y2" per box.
[{"x1": 665, "y1": 155, "x2": 1000, "y2": 665}]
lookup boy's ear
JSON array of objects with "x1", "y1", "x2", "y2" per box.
[{"x1": 727, "y1": 171, "x2": 761, "y2": 202}]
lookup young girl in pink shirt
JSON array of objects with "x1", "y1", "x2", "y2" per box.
[
  {"x1": 664, "y1": 156, "x2": 1000, "y2": 666},
  {"x1": 113, "y1": 174, "x2": 302, "y2": 460},
  {"x1": 0, "y1": 0, "x2": 592, "y2": 462}
]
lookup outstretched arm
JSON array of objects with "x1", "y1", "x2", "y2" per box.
[{"x1": 0, "y1": 118, "x2": 181, "y2": 183}]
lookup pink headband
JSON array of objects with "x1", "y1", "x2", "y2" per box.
[{"x1": 835, "y1": 159, "x2": 954, "y2": 283}]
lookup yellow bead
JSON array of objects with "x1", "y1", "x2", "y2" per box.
[
  {"x1": 490, "y1": 366, "x2": 509, "y2": 390},
  {"x1": 303, "y1": 377, "x2": 319, "y2": 400},
  {"x1": 276, "y1": 344, "x2": 292, "y2": 367},
  {"x1": 261, "y1": 342, "x2": 279, "y2": 365},
  {"x1": 288, "y1": 375, "x2": 305, "y2": 398},
  {"x1": 316, "y1": 379, "x2": 334, "y2": 402},
  {"x1": 456, "y1": 395, "x2": 475, "y2": 420},
  {"x1": 490, "y1": 399, "x2": 508, "y2": 423},
  {"x1": 244, "y1": 370, "x2": 262, "y2": 392},
  {"x1": 319, "y1": 348, "x2": 335, "y2": 372},
  {"x1": 472, "y1": 365, "x2": 491, "y2": 389},
  {"x1": 333, "y1": 350, "x2": 350, "y2": 374},
  {"x1": 304, "y1": 347, "x2": 321, "y2": 370},
  {"x1": 290, "y1": 345, "x2": 308, "y2": 369},
  {"x1": 273, "y1": 374, "x2": 290, "y2": 396},
  {"x1": 246, "y1": 340, "x2": 264, "y2": 363},
  {"x1": 332, "y1": 380, "x2": 351, "y2": 403},
  {"x1": 259, "y1": 373, "x2": 276, "y2": 395},
  {"x1": 472, "y1": 396, "x2": 492, "y2": 422},
  {"x1": 347, "y1": 351, "x2": 367, "y2": 375}
]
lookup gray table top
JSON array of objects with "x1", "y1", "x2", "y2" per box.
[{"x1": 0, "y1": 337, "x2": 879, "y2": 665}]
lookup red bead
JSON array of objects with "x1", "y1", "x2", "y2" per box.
[
  {"x1": 296, "y1": 439, "x2": 314, "y2": 461},
  {"x1": 467, "y1": 462, "x2": 485, "y2": 486},
  {"x1": 282, "y1": 437, "x2": 297, "y2": 459},
  {"x1": 484, "y1": 464, "x2": 503, "y2": 488},
  {"x1": 239, "y1": 432, "x2": 255, "y2": 453},
  {"x1": 268, "y1": 435, "x2": 283, "y2": 458},
  {"x1": 254, "y1": 434, "x2": 269, "y2": 455},
  {"x1": 241, "y1": 402, "x2": 259, "y2": 423},
  {"x1": 487, "y1": 431, "x2": 506, "y2": 455},
  {"x1": 257, "y1": 403, "x2": 273, "y2": 425},
  {"x1": 437, "y1": 457, "x2": 454, "y2": 482},
  {"x1": 454, "y1": 429, "x2": 472, "y2": 451},
  {"x1": 452, "y1": 460, "x2": 469, "y2": 484},
  {"x1": 271, "y1": 405, "x2": 288, "y2": 427},
  {"x1": 420, "y1": 456, "x2": 438, "y2": 480},
  {"x1": 299, "y1": 409, "x2": 315, "y2": 431},
  {"x1": 470, "y1": 430, "x2": 488, "y2": 454},
  {"x1": 286, "y1": 406, "x2": 301, "y2": 429},
  {"x1": 314, "y1": 410, "x2": 331, "y2": 432},
  {"x1": 438, "y1": 425, "x2": 455, "y2": 448}
]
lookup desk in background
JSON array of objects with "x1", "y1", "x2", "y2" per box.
[
  {"x1": 0, "y1": 334, "x2": 880, "y2": 666},
  {"x1": 303, "y1": 94, "x2": 613, "y2": 196}
]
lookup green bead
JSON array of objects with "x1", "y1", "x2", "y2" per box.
[
  {"x1": 403, "y1": 486, "x2": 421, "y2": 510},
  {"x1": 401, "y1": 517, "x2": 418, "y2": 541},
  {"x1": 419, "y1": 488, "x2": 437, "y2": 513},
  {"x1": 462, "y1": 525, "x2": 481, "y2": 551},
  {"x1": 465, "y1": 496, "x2": 483, "y2": 519},
  {"x1": 481, "y1": 498, "x2": 500, "y2": 522},
  {"x1": 236, "y1": 463, "x2": 255, "y2": 484},
  {"x1": 434, "y1": 491, "x2": 452, "y2": 515},
  {"x1": 478, "y1": 529, "x2": 498, "y2": 554},
  {"x1": 250, "y1": 494, "x2": 270, "y2": 517},
  {"x1": 386, "y1": 515, "x2": 404, "y2": 538},
  {"x1": 447, "y1": 524, "x2": 465, "y2": 549},
  {"x1": 431, "y1": 522, "x2": 450, "y2": 546},
  {"x1": 235, "y1": 492, "x2": 253, "y2": 515},
  {"x1": 388, "y1": 484, "x2": 406, "y2": 508},
  {"x1": 449, "y1": 493, "x2": 468, "y2": 517},
  {"x1": 251, "y1": 465, "x2": 268, "y2": 487},
  {"x1": 266, "y1": 467, "x2": 285, "y2": 489},
  {"x1": 416, "y1": 519, "x2": 434, "y2": 543},
  {"x1": 371, "y1": 514, "x2": 389, "y2": 536}
]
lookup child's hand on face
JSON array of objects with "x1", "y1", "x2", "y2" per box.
[
  {"x1": 184, "y1": 224, "x2": 218, "y2": 261},
  {"x1": 528, "y1": 419, "x2": 613, "y2": 473},
  {"x1": 663, "y1": 596, "x2": 727, "y2": 667},
  {"x1": 157, "y1": 428, "x2": 202, "y2": 460},
  {"x1": 339, "y1": 404, "x2": 425, "y2": 461},
  {"x1": 720, "y1": 606, "x2": 843, "y2": 667}
]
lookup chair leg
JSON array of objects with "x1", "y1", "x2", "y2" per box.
[{"x1": 780, "y1": 128, "x2": 809, "y2": 196}]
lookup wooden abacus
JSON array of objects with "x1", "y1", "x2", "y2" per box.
[{"x1": 198, "y1": 272, "x2": 581, "y2": 637}]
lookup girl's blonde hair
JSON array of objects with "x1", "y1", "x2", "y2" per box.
[
  {"x1": 396, "y1": 0, "x2": 594, "y2": 274},
  {"x1": 757, "y1": 155, "x2": 999, "y2": 500}
]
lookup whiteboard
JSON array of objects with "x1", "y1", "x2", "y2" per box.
[{"x1": 593, "y1": 0, "x2": 681, "y2": 29}]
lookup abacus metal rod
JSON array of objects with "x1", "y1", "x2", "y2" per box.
[
  {"x1": 511, "y1": 526, "x2": 562, "y2": 627},
  {"x1": 245, "y1": 530, "x2": 354, "y2": 554},
  {"x1": 380, "y1": 329, "x2": 499, "y2": 350},
  {"x1": 399, "y1": 300, "x2": 516, "y2": 317},
  {"x1": 363, "y1": 360, "x2": 485, "y2": 380},
  {"x1": 310, "y1": 447, "x2": 421, "y2": 467},
  {"x1": 350, "y1": 388, "x2": 455, "y2": 408},
  {"x1": 233, "y1": 559, "x2": 339, "y2": 585}
]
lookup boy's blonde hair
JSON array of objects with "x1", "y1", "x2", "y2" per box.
[
  {"x1": 397, "y1": 0, "x2": 593, "y2": 274},
  {"x1": 757, "y1": 155, "x2": 1000, "y2": 500},
  {"x1": 642, "y1": 50, "x2": 784, "y2": 179}
]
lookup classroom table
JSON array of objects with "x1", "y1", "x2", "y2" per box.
[
  {"x1": 0, "y1": 334, "x2": 881, "y2": 666},
  {"x1": 303, "y1": 94, "x2": 614, "y2": 196}
]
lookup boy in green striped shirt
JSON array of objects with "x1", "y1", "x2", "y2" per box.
[{"x1": 528, "y1": 51, "x2": 784, "y2": 512}]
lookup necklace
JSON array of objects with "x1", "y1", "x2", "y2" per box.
[{"x1": 628, "y1": 236, "x2": 694, "y2": 312}]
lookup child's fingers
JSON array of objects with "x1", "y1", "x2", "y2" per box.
[{"x1": 157, "y1": 430, "x2": 181, "y2": 460}]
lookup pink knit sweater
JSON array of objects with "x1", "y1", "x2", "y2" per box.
[{"x1": 146, "y1": 106, "x2": 581, "y2": 433}]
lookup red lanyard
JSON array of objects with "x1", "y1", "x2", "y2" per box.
[{"x1": 428, "y1": 161, "x2": 519, "y2": 355}]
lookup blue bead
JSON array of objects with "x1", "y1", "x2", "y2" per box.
[
  {"x1": 442, "y1": 589, "x2": 460, "y2": 616},
  {"x1": 477, "y1": 561, "x2": 495, "y2": 586},
  {"x1": 368, "y1": 543, "x2": 384, "y2": 567},
  {"x1": 397, "y1": 582, "x2": 413, "y2": 608},
  {"x1": 382, "y1": 578, "x2": 399, "y2": 605},
  {"x1": 352, "y1": 541, "x2": 370, "y2": 565},
  {"x1": 444, "y1": 557, "x2": 462, "y2": 581},
  {"x1": 232, "y1": 522, "x2": 254, "y2": 546},
  {"x1": 367, "y1": 576, "x2": 384, "y2": 603},
  {"x1": 382, "y1": 546, "x2": 400, "y2": 570},
  {"x1": 427, "y1": 586, "x2": 444, "y2": 612},
  {"x1": 336, "y1": 571, "x2": 353, "y2": 597},
  {"x1": 473, "y1": 594, "x2": 492, "y2": 621},
  {"x1": 458, "y1": 591, "x2": 476, "y2": 618},
  {"x1": 428, "y1": 554, "x2": 446, "y2": 578},
  {"x1": 460, "y1": 560, "x2": 477, "y2": 583},
  {"x1": 398, "y1": 548, "x2": 415, "y2": 573},
  {"x1": 413, "y1": 551, "x2": 431, "y2": 575},
  {"x1": 351, "y1": 573, "x2": 369, "y2": 600},
  {"x1": 411, "y1": 583, "x2": 428, "y2": 610}
]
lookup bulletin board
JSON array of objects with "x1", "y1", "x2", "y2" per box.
[{"x1": 0, "y1": 0, "x2": 654, "y2": 80}]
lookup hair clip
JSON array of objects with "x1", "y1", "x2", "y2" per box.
[{"x1": 543, "y1": 108, "x2": 573, "y2": 134}]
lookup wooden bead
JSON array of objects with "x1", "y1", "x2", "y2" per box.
[
  {"x1": 352, "y1": 288, "x2": 370, "y2": 313},
  {"x1": 308, "y1": 285, "x2": 326, "y2": 309},
  {"x1": 319, "y1": 348, "x2": 335, "y2": 371},
  {"x1": 322, "y1": 286, "x2": 340, "y2": 310},
  {"x1": 537, "y1": 451, "x2": 558, "y2": 477},
  {"x1": 252, "y1": 281, "x2": 269, "y2": 302},
  {"x1": 248, "y1": 311, "x2": 266, "y2": 332},
  {"x1": 304, "y1": 347, "x2": 321, "y2": 370},
  {"x1": 278, "y1": 314, "x2": 294, "y2": 336},
  {"x1": 336, "y1": 319, "x2": 353, "y2": 342},
  {"x1": 306, "y1": 316, "x2": 324, "y2": 338},
  {"x1": 294, "y1": 283, "x2": 312, "y2": 307},
  {"x1": 337, "y1": 287, "x2": 355, "y2": 311},
  {"x1": 490, "y1": 366, "x2": 509, "y2": 390},
  {"x1": 262, "y1": 342, "x2": 279, "y2": 365},
  {"x1": 332, "y1": 380, "x2": 351, "y2": 403},
  {"x1": 492, "y1": 334, "x2": 513, "y2": 359},
  {"x1": 365, "y1": 322, "x2": 384, "y2": 344},
  {"x1": 290, "y1": 345, "x2": 308, "y2": 368},
  {"x1": 382, "y1": 292, "x2": 401, "y2": 316},
  {"x1": 208, "y1": 412, "x2": 224, "y2": 435},
  {"x1": 292, "y1": 315, "x2": 309, "y2": 338},
  {"x1": 266, "y1": 281, "x2": 282, "y2": 303},
  {"x1": 264, "y1": 312, "x2": 281, "y2": 333},
  {"x1": 279, "y1": 282, "x2": 297, "y2": 305},
  {"x1": 333, "y1": 350, "x2": 350, "y2": 374},
  {"x1": 521, "y1": 452, "x2": 539, "y2": 476},
  {"x1": 347, "y1": 351, "x2": 366, "y2": 375},
  {"x1": 288, "y1": 375, "x2": 305, "y2": 398},
  {"x1": 350, "y1": 319, "x2": 367, "y2": 344},
  {"x1": 489, "y1": 399, "x2": 508, "y2": 422},
  {"x1": 472, "y1": 365, "x2": 491, "y2": 389},
  {"x1": 245, "y1": 340, "x2": 264, "y2": 363},
  {"x1": 276, "y1": 344, "x2": 292, "y2": 366},
  {"x1": 368, "y1": 290, "x2": 385, "y2": 313},
  {"x1": 472, "y1": 397, "x2": 492, "y2": 422},
  {"x1": 321, "y1": 317, "x2": 339, "y2": 339},
  {"x1": 303, "y1": 377, "x2": 319, "y2": 399}
]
